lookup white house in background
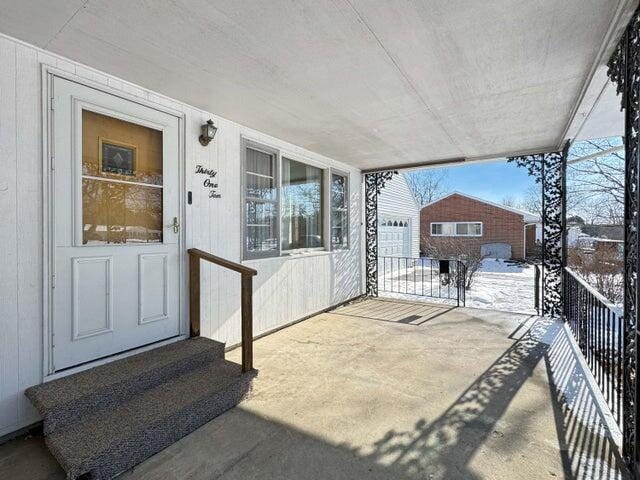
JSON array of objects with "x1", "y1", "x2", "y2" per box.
[
  {"x1": 567, "y1": 225, "x2": 584, "y2": 247},
  {"x1": 377, "y1": 174, "x2": 420, "y2": 258}
]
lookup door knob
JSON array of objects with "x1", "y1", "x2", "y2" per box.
[{"x1": 173, "y1": 217, "x2": 180, "y2": 233}]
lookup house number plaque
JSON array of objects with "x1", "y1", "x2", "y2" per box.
[{"x1": 195, "y1": 165, "x2": 221, "y2": 199}]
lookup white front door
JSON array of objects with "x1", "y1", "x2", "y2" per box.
[{"x1": 51, "y1": 77, "x2": 182, "y2": 371}]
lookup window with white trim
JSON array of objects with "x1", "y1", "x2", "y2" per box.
[
  {"x1": 330, "y1": 172, "x2": 349, "y2": 249},
  {"x1": 242, "y1": 141, "x2": 350, "y2": 259},
  {"x1": 244, "y1": 146, "x2": 279, "y2": 258},
  {"x1": 431, "y1": 222, "x2": 482, "y2": 237}
]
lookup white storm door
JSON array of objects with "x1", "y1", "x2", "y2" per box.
[{"x1": 52, "y1": 77, "x2": 181, "y2": 371}]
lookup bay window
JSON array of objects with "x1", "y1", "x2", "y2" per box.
[{"x1": 242, "y1": 140, "x2": 349, "y2": 259}]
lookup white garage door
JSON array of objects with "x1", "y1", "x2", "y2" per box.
[{"x1": 379, "y1": 217, "x2": 411, "y2": 257}]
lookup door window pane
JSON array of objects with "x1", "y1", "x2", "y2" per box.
[
  {"x1": 82, "y1": 110, "x2": 163, "y2": 244},
  {"x1": 82, "y1": 179, "x2": 162, "y2": 244},
  {"x1": 82, "y1": 110, "x2": 163, "y2": 185},
  {"x1": 281, "y1": 158, "x2": 323, "y2": 250}
]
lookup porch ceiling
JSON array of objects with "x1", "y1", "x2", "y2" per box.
[{"x1": 0, "y1": 0, "x2": 634, "y2": 169}]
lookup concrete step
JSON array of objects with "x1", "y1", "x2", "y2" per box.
[
  {"x1": 26, "y1": 337, "x2": 226, "y2": 434},
  {"x1": 45, "y1": 359, "x2": 255, "y2": 480}
]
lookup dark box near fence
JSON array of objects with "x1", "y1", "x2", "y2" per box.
[{"x1": 439, "y1": 260, "x2": 450, "y2": 275}]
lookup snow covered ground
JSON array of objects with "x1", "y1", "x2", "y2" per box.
[
  {"x1": 465, "y1": 259, "x2": 537, "y2": 314},
  {"x1": 379, "y1": 258, "x2": 538, "y2": 314}
]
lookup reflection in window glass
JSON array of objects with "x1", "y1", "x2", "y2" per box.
[
  {"x1": 331, "y1": 173, "x2": 349, "y2": 249},
  {"x1": 282, "y1": 158, "x2": 323, "y2": 250},
  {"x1": 245, "y1": 201, "x2": 278, "y2": 254},
  {"x1": 245, "y1": 147, "x2": 276, "y2": 201},
  {"x1": 82, "y1": 110, "x2": 163, "y2": 244},
  {"x1": 82, "y1": 179, "x2": 162, "y2": 244},
  {"x1": 456, "y1": 223, "x2": 469, "y2": 235}
]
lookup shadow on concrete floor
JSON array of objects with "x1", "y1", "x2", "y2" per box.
[
  {"x1": 0, "y1": 315, "x2": 628, "y2": 479},
  {"x1": 338, "y1": 316, "x2": 627, "y2": 480}
]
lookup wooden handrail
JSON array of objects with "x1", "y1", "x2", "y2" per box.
[
  {"x1": 188, "y1": 248, "x2": 257, "y2": 276},
  {"x1": 188, "y1": 248, "x2": 257, "y2": 372}
]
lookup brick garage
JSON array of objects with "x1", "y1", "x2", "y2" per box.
[{"x1": 420, "y1": 192, "x2": 540, "y2": 260}]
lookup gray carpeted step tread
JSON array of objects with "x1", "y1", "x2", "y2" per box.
[
  {"x1": 26, "y1": 337, "x2": 225, "y2": 433},
  {"x1": 46, "y1": 359, "x2": 255, "y2": 480}
]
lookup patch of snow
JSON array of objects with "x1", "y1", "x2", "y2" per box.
[
  {"x1": 466, "y1": 259, "x2": 537, "y2": 314},
  {"x1": 378, "y1": 258, "x2": 537, "y2": 314}
]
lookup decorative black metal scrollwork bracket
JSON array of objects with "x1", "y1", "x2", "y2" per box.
[
  {"x1": 364, "y1": 171, "x2": 397, "y2": 296},
  {"x1": 607, "y1": 7, "x2": 640, "y2": 475},
  {"x1": 508, "y1": 147, "x2": 567, "y2": 319}
]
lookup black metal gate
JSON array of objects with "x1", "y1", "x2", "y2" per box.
[{"x1": 378, "y1": 256, "x2": 466, "y2": 307}]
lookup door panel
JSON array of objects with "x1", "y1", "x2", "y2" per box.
[
  {"x1": 138, "y1": 253, "x2": 169, "y2": 324},
  {"x1": 71, "y1": 256, "x2": 113, "y2": 339},
  {"x1": 52, "y1": 77, "x2": 181, "y2": 371}
]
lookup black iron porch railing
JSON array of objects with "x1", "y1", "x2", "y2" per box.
[
  {"x1": 378, "y1": 257, "x2": 466, "y2": 307},
  {"x1": 563, "y1": 267, "x2": 623, "y2": 427}
]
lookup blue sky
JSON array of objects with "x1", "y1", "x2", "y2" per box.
[{"x1": 420, "y1": 159, "x2": 537, "y2": 204}]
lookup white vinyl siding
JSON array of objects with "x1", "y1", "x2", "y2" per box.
[
  {"x1": 431, "y1": 222, "x2": 483, "y2": 237},
  {"x1": 0, "y1": 35, "x2": 362, "y2": 437},
  {"x1": 377, "y1": 174, "x2": 420, "y2": 258}
]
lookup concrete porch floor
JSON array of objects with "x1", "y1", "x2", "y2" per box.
[{"x1": 0, "y1": 298, "x2": 627, "y2": 480}]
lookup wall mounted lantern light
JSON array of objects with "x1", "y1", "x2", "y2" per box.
[{"x1": 199, "y1": 119, "x2": 217, "y2": 146}]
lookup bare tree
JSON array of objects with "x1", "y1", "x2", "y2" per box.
[
  {"x1": 501, "y1": 196, "x2": 518, "y2": 208},
  {"x1": 518, "y1": 184, "x2": 542, "y2": 217},
  {"x1": 422, "y1": 236, "x2": 486, "y2": 289},
  {"x1": 567, "y1": 138, "x2": 624, "y2": 225},
  {"x1": 405, "y1": 169, "x2": 450, "y2": 206},
  {"x1": 517, "y1": 174, "x2": 587, "y2": 221},
  {"x1": 568, "y1": 247, "x2": 623, "y2": 304}
]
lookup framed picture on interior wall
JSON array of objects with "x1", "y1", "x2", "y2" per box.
[{"x1": 99, "y1": 137, "x2": 137, "y2": 176}]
